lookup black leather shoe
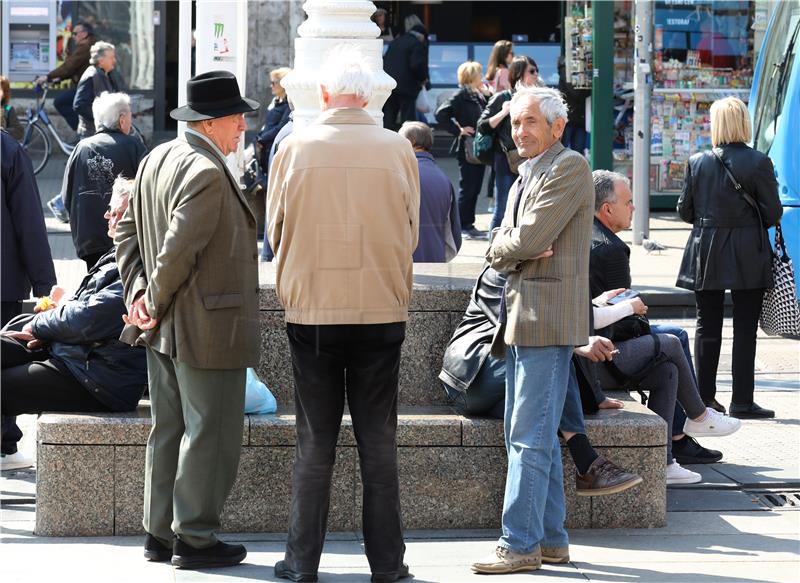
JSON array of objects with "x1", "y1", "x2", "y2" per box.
[
  {"x1": 171, "y1": 538, "x2": 247, "y2": 569},
  {"x1": 672, "y1": 436, "x2": 722, "y2": 464},
  {"x1": 371, "y1": 563, "x2": 411, "y2": 582},
  {"x1": 274, "y1": 560, "x2": 318, "y2": 582},
  {"x1": 730, "y1": 402, "x2": 775, "y2": 419},
  {"x1": 143, "y1": 533, "x2": 172, "y2": 562},
  {"x1": 704, "y1": 399, "x2": 727, "y2": 414}
]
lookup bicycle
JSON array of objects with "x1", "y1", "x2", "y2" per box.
[
  {"x1": 20, "y1": 82, "x2": 76, "y2": 175},
  {"x1": 20, "y1": 81, "x2": 148, "y2": 175}
]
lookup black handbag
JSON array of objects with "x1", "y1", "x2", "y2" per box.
[{"x1": 597, "y1": 314, "x2": 651, "y2": 343}]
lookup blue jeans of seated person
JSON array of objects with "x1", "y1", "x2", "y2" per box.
[
  {"x1": 500, "y1": 345, "x2": 571, "y2": 554},
  {"x1": 444, "y1": 355, "x2": 586, "y2": 438},
  {"x1": 650, "y1": 324, "x2": 698, "y2": 436}
]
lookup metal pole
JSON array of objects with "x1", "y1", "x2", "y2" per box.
[
  {"x1": 590, "y1": 0, "x2": 614, "y2": 171},
  {"x1": 632, "y1": 0, "x2": 653, "y2": 245},
  {"x1": 177, "y1": 0, "x2": 192, "y2": 136}
]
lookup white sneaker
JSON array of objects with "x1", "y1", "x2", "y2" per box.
[
  {"x1": 0, "y1": 452, "x2": 33, "y2": 471},
  {"x1": 666, "y1": 460, "x2": 701, "y2": 485},
  {"x1": 683, "y1": 407, "x2": 741, "y2": 438}
]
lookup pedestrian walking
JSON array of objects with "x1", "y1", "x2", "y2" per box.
[
  {"x1": 62, "y1": 92, "x2": 146, "y2": 270},
  {"x1": 268, "y1": 46, "x2": 419, "y2": 583},
  {"x1": 115, "y1": 70, "x2": 260, "y2": 569},
  {"x1": 676, "y1": 96, "x2": 783, "y2": 419},
  {"x1": 473, "y1": 87, "x2": 593, "y2": 575},
  {"x1": 73, "y1": 41, "x2": 119, "y2": 139},
  {"x1": 382, "y1": 17, "x2": 429, "y2": 131}
]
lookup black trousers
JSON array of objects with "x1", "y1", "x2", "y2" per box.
[
  {"x1": 284, "y1": 322, "x2": 406, "y2": 577},
  {"x1": 457, "y1": 158, "x2": 486, "y2": 231},
  {"x1": 694, "y1": 288, "x2": 764, "y2": 406},
  {"x1": 1, "y1": 335, "x2": 110, "y2": 453},
  {"x1": 382, "y1": 93, "x2": 416, "y2": 131}
]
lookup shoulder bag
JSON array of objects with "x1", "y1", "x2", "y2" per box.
[{"x1": 712, "y1": 149, "x2": 800, "y2": 338}]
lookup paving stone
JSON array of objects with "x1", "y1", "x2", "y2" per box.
[{"x1": 666, "y1": 489, "x2": 768, "y2": 513}]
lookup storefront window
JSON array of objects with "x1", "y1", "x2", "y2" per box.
[{"x1": 72, "y1": 0, "x2": 155, "y2": 90}]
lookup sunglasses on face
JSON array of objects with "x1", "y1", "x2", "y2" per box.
[{"x1": 528, "y1": 68, "x2": 539, "y2": 75}]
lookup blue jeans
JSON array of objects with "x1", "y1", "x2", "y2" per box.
[
  {"x1": 54, "y1": 88, "x2": 79, "y2": 131},
  {"x1": 500, "y1": 345, "x2": 571, "y2": 554},
  {"x1": 491, "y1": 150, "x2": 516, "y2": 230},
  {"x1": 650, "y1": 323, "x2": 697, "y2": 435},
  {"x1": 562, "y1": 123, "x2": 587, "y2": 155}
]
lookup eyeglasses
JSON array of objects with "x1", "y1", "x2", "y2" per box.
[
  {"x1": 270, "y1": 80, "x2": 279, "y2": 86},
  {"x1": 528, "y1": 68, "x2": 539, "y2": 75}
]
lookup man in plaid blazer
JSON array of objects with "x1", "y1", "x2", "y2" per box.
[{"x1": 472, "y1": 87, "x2": 594, "y2": 575}]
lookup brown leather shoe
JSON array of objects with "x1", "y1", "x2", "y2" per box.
[
  {"x1": 471, "y1": 546, "x2": 541, "y2": 574},
  {"x1": 541, "y1": 546, "x2": 570, "y2": 564},
  {"x1": 576, "y1": 457, "x2": 643, "y2": 497}
]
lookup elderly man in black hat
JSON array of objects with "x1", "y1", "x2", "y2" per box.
[{"x1": 115, "y1": 70, "x2": 260, "y2": 569}]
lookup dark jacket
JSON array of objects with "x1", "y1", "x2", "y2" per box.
[
  {"x1": 477, "y1": 90, "x2": 515, "y2": 152},
  {"x1": 257, "y1": 98, "x2": 291, "y2": 151},
  {"x1": 1, "y1": 131, "x2": 57, "y2": 301},
  {"x1": 30, "y1": 249, "x2": 147, "y2": 411},
  {"x1": 413, "y1": 152, "x2": 461, "y2": 262},
  {"x1": 47, "y1": 35, "x2": 96, "y2": 84},
  {"x1": 439, "y1": 264, "x2": 605, "y2": 410},
  {"x1": 61, "y1": 129, "x2": 146, "y2": 260},
  {"x1": 435, "y1": 86, "x2": 487, "y2": 161},
  {"x1": 676, "y1": 143, "x2": 783, "y2": 291},
  {"x1": 383, "y1": 26, "x2": 428, "y2": 98},
  {"x1": 73, "y1": 65, "x2": 118, "y2": 136},
  {"x1": 589, "y1": 218, "x2": 631, "y2": 297}
]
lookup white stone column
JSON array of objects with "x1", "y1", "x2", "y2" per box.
[{"x1": 281, "y1": 0, "x2": 396, "y2": 131}]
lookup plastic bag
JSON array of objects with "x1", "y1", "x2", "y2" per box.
[{"x1": 244, "y1": 368, "x2": 277, "y2": 415}]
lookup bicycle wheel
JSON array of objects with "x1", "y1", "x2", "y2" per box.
[{"x1": 20, "y1": 120, "x2": 51, "y2": 175}]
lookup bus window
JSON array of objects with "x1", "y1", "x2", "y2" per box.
[{"x1": 752, "y1": 4, "x2": 800, "y2": 153}]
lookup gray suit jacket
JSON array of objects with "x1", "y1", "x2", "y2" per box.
[
  {"x1": 486, "y1": 141, "x2": 593, "y2": 347},
  {"x1": 115, "y1": 132, "x2": 260, "y2": 369}
]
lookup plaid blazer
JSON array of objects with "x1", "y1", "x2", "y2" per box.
[{"x1": 486, "y1": 141, "x2": 594, "y2": 347}]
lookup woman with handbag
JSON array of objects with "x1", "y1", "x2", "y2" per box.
[
  {"x1": 435, "y1": 61, "x2": 490, "y2": 240},
  {"x1": 676, "y1": 97, "x2": 783, "y2": 418},
  {"x1": 592, "y1": 289, "x2": 741, "y2": 484},
  {"x1": 477, "y1": 56, "x2": 540, "y2": 230}
]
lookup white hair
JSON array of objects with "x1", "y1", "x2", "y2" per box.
[
  {"x1": 89, "y1": 41, "x2": 115, "y2": 65},
  {"x1": 511, "y1": 86, "x2": 569, "y2": 125},
  {"x1": 93, "y1": 91, "x2": 131, "y2": 131},
  {"x1": 320, "y1": 45, "x2": 374, "y2": 101},
  {"x1": 111, "y1": 175, "x2": 135, "y2": 202}
]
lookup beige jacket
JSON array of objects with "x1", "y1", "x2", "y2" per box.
[
  {"x1": 115, "y1": 132, "x2": 260, "y2": 369},
  {"x1": 267, "y1": 108, "x2": 420, "y2": 325},
  {"x1": 486, "y1": 141, "x2": 594, "y2": 347}
]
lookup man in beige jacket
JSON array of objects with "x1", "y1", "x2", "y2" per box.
[
  {"x1": 267, "y1": 47, "x2": 419, "y2": 583},
  {"x1": 115, "y1": 71, "x2": 260, "y2": 569},
  {"x1": 472, "y1": 87, "x2": 594, "y2": 575}
]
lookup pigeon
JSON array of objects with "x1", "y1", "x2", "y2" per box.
[{"x1": 642, "y1": 234, "x2": 667, "y2": 254}]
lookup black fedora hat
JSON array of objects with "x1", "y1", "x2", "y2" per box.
[{"x1": 170, "y1": 70, "x2": 260, "y2": 121}]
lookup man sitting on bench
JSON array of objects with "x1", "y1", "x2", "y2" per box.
[
  {"x1": 439, "y1": 264, "x2": 642, "y2": 496},
  {"x1": 1, "y1": 178, "x2": 146, "y2": 470}
]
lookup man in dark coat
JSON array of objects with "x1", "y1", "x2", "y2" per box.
[
  {"x1": 382, "y1": 23, "x2": 428, "y2": 130},
  {"x1": 0, "y1": 179, "x2": 146, "y2": 471},
  {"x1": 0, "y1": 130, "x2": 56, "y2": 324},
  {"x1": 73, "y1": 41, "x2": 119, "y2": 138},
  {"x1": 62, "y1": 91, "x2": 146, "y2": 270},
  {"x1": 36, "y1": 21, "x2": 96, "y2": 131},
  {"x1": 590, "y1": 169, "x2": 723, "y2": 465},
  {"x1": 399, "y1": 122, "x2": 461, "y2": 262}
]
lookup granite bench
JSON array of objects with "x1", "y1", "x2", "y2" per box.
[{"x1": 34, "y1": 264, "x2": 667, "y2": 536}]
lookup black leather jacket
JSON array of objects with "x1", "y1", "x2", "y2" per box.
[
  {"x1": 435, "y1": 86, "x2": 486, "y2": 161},
  {"x1": 439, "y1": 264, "x2": 604, "y2": 411},
  {"x1": 676, "y1": 143, "x2": 782, "y2": 290},
  {"x1": 477, "y1": 90, "x2": 515, "y2": 153},
  {"x1": 589, "y1": 218, "x2": 631, "y2": 297}
]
